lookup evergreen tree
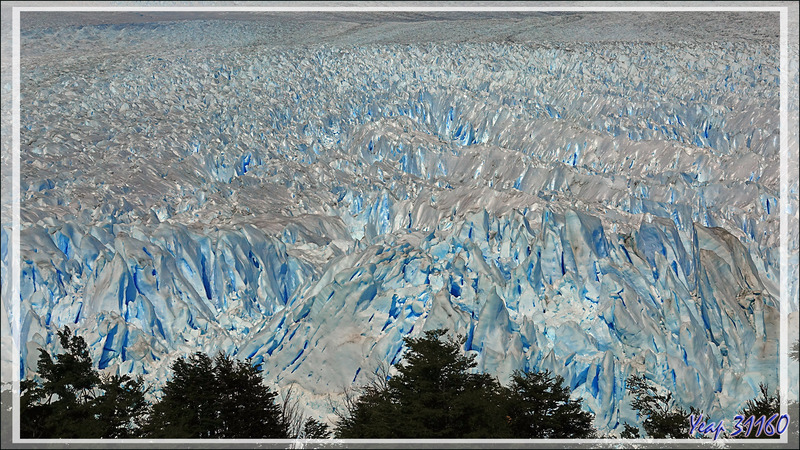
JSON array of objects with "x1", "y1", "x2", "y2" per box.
[
  {"x1": 145, "y1": 352, "x2": 287, "y2": 438},
  {"x1": 625, "y1": 374, "x2": 692, "y2": 438},
  {"x1": 389, "y1": 329, "x2": 509, "y2": 438},
  {"x1": 145, "y1": 352, "x2": 216, "y2": 438},
  {"x1": 88, "y1": 374, "x2": 149, "y2": 438},
  {"x1": 20, "y1": 326, "x2": 148, "y2": 438},
  {"x1": 620, "y1": 422, "x2": 641, "y2": 439},
  {"x1": 505, "y1": 370, "x2": 595, "y2": 438},
  {"x1": 335, "y1": 373, "x2": 401, "y2": 438},
  {"x1": 336, "y1": 329, "x2": 509, "y2": 438},
  {"x1": 21, "y1": 327, "x2": 99, "y2": 438},
  {"x1": 20, "y1": 378, "x2": 58, "y2": 438},
  {"x1": 336, "y1": 329, "x2": 600, "y2": 438},
  {"x1": 302, "y1": 417, "x2": 332, "y2": 439}
]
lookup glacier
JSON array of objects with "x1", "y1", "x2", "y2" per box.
[{"x1": 2, "y1": 11, "x2": 799, "y2": 436}]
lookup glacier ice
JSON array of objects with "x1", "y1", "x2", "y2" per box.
[{"x1": 2, "y1": 12, "x2": 799, "y2": 436}]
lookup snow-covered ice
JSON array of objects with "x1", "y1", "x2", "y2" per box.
[{"x1": 1, "y1": 10, "x2": 798, "y2": 435}]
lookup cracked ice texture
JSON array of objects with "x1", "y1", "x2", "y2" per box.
[{"x1": 2, "y1": 10, "x2": 799, "y2": 434}]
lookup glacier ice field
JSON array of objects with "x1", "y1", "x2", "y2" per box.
[{"x1": 2, "y1": 12, "x2": 799, "y2": 434}]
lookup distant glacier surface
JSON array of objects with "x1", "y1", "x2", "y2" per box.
[{"x1": 2, "y1": 11, "x2": 798, "y2": 434}]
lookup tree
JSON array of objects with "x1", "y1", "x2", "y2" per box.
[
  {"x1": 625, "y1": 374, "x2": 692, "y2": 438},
  {"x1": 734, "y1": 383, "x2": 780, "y2": 439},
  {"x1": 334, "y1": 369, "x2": 400, "y2": 438},
  {"x1": 726, "y1": 340, "x2": 800, "y2": 442},
  {"x1": 302, "y1": 417, "x2": 332, "y2": 439},
  {"x1": 790, "y1": 340, "x2": 800, "y2": 364},
  {"x1": 145, "y1": 352, "x2": 287, "y2": 438},
  {"x1": 21, "y1": 327, "x2": 99, "y2": 438},
  {"x1": 335, "y1": 329, "x2": 597, "y2": 438},
  {"x1": 620, "y1": 422, "x2": 641, "y2": 439},
  {"x1": 505, "y1": 370, "x2": 596, "y2": 438},
  {"x1": 280, "y1": 384, "x2": 332, "y2": 439},
  {"x1": 20, "y1": 326, "x2": 148, "y2": 438},
  {"x1": 336, "y1": 329, "x2": 510, "y2": 438},
  {"x1": 390, "y1": 329, "x2": 509, "y2": 438},
  {"x1": 92, "y1": 374, "x2": 150, "y2": 437}
]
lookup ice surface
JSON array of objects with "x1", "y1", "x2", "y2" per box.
[{"x1": 2, "y1": 11, "x2": 799, "y2": 435}]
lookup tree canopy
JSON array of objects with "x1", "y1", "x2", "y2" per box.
[
  {"x1": 21, "y1": 327, "x2": 325, "y2": 439},
  {"x1": 624, "y1": 374, "x2": 692, "y2": 438},
  {"x1": 733, "y1": 383, "x2": 781, "y2": 439},
  {"x1": 144, "y1": 352, "x2": 288, "y2": 438},
  {"x1": 21, "y1": 326, "x2": 148, "y2": 438},
  {"x1": 336, "y1": 329, "x2": 508, "y2": 438},
  {"x1": 506, "y1": 370, "x2": 596, "y2": 438},
  {"x1": 335, "y1": 328, "x2": 595, "y2": 439},
  {"x1": 22, "y1": 326, "x2": 604, "y2": 440}
]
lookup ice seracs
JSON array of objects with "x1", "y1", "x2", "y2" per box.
[{"x1": 3, "y1": 14, "x2": 797, "y2": 435}]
